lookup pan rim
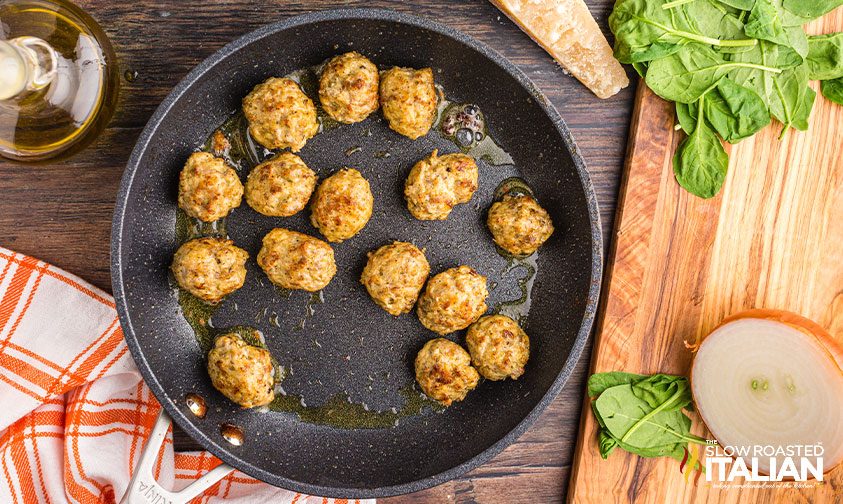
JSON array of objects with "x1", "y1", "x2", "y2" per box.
[{"x1": 111, "y1": 7, "x2": 603, "y2": 498}]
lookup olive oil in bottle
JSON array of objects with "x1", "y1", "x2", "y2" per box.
[{"x1": 0, "y1": 0, "x2": 119, "y2": 162}]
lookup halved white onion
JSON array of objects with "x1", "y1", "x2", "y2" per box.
[{"x1": 691, "y1": 310, "x2": 843, "y2": 476}]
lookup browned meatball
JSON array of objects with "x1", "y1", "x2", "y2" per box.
[
  {"x1": 466, "y1": 315, "x2": 530, "y2": 380},
  {"x1": 414, "y1": 338, "x2": 480, "y2": 406},
  {"x1": 487, "y1": 193, "x2": 554, "y2": 255},
  {"x1": 310, "y1": 168, "x2": 373, "y2": 243},
  {"x1": 379, "y1": 66, "x2": 437, "y2": 139},
  {"x1": 319, "y1": 51, "x2": 379, "y2": 123},
  {"x1": 245, "y1": 152, "x2": 317, "y2": 217},
  {"x1": 178, "y1": 152, "x2": 243, "y2": 222},
  {"x1": 207, "y1": 333, "x2": 275, "y2": 408},
  {"x1": 171, "y1": 237, "x2": 248, "y2": 303},
  {"x1": 242, "y1": 77, "x2": 319, "y2": 152},
  {"x1": 404, "y1": 150, "x2": 478, "y2": 220},
  {"x1": 257, "y1": 228, "x2": 336, "y2": 291},
  {"x1": 361, "y1": 242, "x2": 430, "y2": 316},
  {"x1": 417, "y1": 266, "x2": 488, "y2": 334}
]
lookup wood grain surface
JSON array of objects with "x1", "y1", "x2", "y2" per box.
[
  {"x1": 0, "y1": 0, "x2": 635, "y2": 502},
  {"x1": 568, "y1": 8, "x2": 843, "y2": 504}
]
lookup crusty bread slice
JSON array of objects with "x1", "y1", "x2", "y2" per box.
[{"x1": 491, "y1": 0, "x2": 629, "y2": 99}]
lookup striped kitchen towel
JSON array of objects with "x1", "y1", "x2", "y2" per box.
[{"x1": 0, "y1": 247, "x2": 371, "y2": 504}]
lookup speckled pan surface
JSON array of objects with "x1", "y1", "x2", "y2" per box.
[{"x1": 111, "y1": 8, "x2": 602, "y2": 498}]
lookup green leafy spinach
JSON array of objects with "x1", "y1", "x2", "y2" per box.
[
  {"x1": 610, "y1": 0, "x2": 843, "y2": 198},
  {"x1": 807, "y1": 33, "x2": 843, "y2": 80},
  {"x1": 673, "y1": 94, "x2": 729, "y2": 198},
  {"x1": 782, "y1": 0, "x2": 843, "y2": 20},
  {"x1": 821, "y1": 77, "x2": 843, "y2": 104},
  {"x1": 588, "y1": 372, "x2": 707, "y2": 462}
]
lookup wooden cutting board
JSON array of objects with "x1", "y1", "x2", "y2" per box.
[{"x1": 568, "y1": 8, "x2": 843, "y2": 504}]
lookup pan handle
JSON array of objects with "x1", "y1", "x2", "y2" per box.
[{"x1": 119, "y1": 409, "x2": 235, "y2": 504}]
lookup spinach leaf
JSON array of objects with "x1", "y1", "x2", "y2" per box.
[
  {"x1": 728, "y1": 41, "x2": 808, "y2": 134},
  {"x1": 745, "y1": 1, "x2": 808, "y2": 60},
  {"x1": 632, "y1": 61, "x2": 648, "y2": 77},
  {"x1": 782, "y1": 0, "x2": 843, "y2": 20},
  {"x1": 822, "y1": 77, "x2": 843, "y2": 104},
  {"x1": 786, "y1": 26, "x2": 810, "y2": 59},
  {"x1": 768, "y1": 64, "x2": 810, "y2": 134},
  {"x1": 673, "y1": 94, "x2": 729, "y2": 198},
  {"x1": 676, "y1": 101, "x2": 698, "y2": 134},
  {"x1": 630, "y1": 374, "x2": 694, "y2": 411},
  {"x1": 678, "y1": 0, "x2": 748, "y2": 41},
  {"x1": 673, "y1": 78, "x2": 770, "y2": 142},
  {"x1": 647, "y1": 45, "x2": 782, "y2": 103},
  {"x1": 587, "y1": 371, "x2": 648, "y2": 397},
  {"x1": 716, "y1": 0, "x2": 755, "y2": 10},
  {"x1": 791, "y1": 86, "x2": 816, "y2": 130},
  {"x1": 745, "y1": 0, "x2": 790, "y2": 46},
  {"x1": 610, "y1": 0, "x2": 757, "y2": 64},
  {"x1": 807, "y1": 33, "x2": 843, "y2": 80},
  {"x1": 594, "y1": 384, "x2": 706, "y2": 449},
  {"x1": 707, "y1": 77, "x2": 771, "y2": 142},
  {"x1": 598, "y1": 429, "x2": 619, "y2": 459},
  {"x1": 771, "y1": 0, "x2": 814, "y2": 26},
  {"x1": 589, "y1": 372, "x2": 707, "y2": 464}
]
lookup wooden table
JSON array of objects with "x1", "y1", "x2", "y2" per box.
[{"x1": 0, "y1": 1, "x2": 635, "y2": 501}]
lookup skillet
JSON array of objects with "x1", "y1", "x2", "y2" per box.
[{"x1": 111, "y1": 8, "x2": 602, "y2": 498}]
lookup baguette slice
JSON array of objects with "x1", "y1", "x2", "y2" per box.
[{"x1": 491, "y1": 0, "x2": 629, "y2": 99}]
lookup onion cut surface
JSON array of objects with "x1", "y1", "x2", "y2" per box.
[{"x1": 691, "y1": 311, "x2": 843, "y2": 475}]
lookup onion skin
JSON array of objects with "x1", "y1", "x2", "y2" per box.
[{"x1": 691, "y1": 309, "x2": 843, "y2": 476}]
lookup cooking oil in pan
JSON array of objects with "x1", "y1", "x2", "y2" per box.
[{"x1": 435, "y1": 87, "x2": 514, "y2": 166}]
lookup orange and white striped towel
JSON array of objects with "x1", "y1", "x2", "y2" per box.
[{"x1": 0, "y1": 247, "x2": 373, "y2": 504}]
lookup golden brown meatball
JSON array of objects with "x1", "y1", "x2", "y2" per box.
[
  {"x1": 207, "y1": 333, "x2": 275, "y2": 408},
  {"x1": 466, "y1": 315, "x2": 530, "y2": 380},
  {"x1": 404, "y1": 150, "x2": 478, "y2": 220},
  {"x1": 257, "y1": 228, "x2": 336, "y2": 291},
  {"x1": 487, "y1": 193, "x2": 554, "y2": 256},
  {"x1": 361, "y1": 242, "x2": 430, "y2": 316},
  {"x1": 242, "y1": 77, "x2": 319, "y2": 152},
  {"x1": 319, "y1": 52, "x2": 379, "y2": 124},
  {"x1": 171, "y1": 237, "x2": 247, "y2": 303},
  {"x1": 417, "y1": 266, "x2": 488, "y2": 335},
  {"x1": 379, "y1": 66, "x2": 437, "y2": 139},
  {"x1": 245, "y1": 152, "x2": 317, "y2": 217},
  {"x1": 310, "y1": 168, "x2": 373, "y2": 243},
  {"x1": 178, "y1": 152, "x2": 243, "y2": 222},
  {"x1": 414, "y1": 338, "x2": 480, "y2": 406}
]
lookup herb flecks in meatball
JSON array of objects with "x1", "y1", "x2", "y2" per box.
[
  {"x1": 245, "y1": 152, "x2": 317, "y2": 217},
  {"x1": 361, "y1": 242, "x2": 430, "y2": 316},
  {"x1": 405, "y1": 149, "x2": 478, "y2": 220},
  {"x1": 171, "y1": 237, "x2": 248, "y2": 304},
  {"x1": 310, "y1": 168, "x2": 373, "y2": 243},
  {"x1": 379, "y1": 66, "x2": 437, "y2": 140},
  {"x1": 178, "y1": 152, "x2": 243, "y2": 222},
  {"x1": 466, "y1": 315, "x2": 530, "y2": 381},
  {"x1": 257, "y1": 228, "x2": 336, "y2": 291},
  {"x1": 319, "y1": 52, "x2": 380, "y2": 124},
  {"x1": 415, "y1": 338, "x2": 479, "y2": 406},
  {"x1": 417, "y1": 265, "x2": 488, "y2": 335},
  {"x1": 242, "y1": 77, "x2": 319, "y2": 152},
  {"x1": 487, "y1": 193, "x2": 554, "y2": 256},
  {"x1": 207, "y1": 333, "x2": 275, "y2": 408}
]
